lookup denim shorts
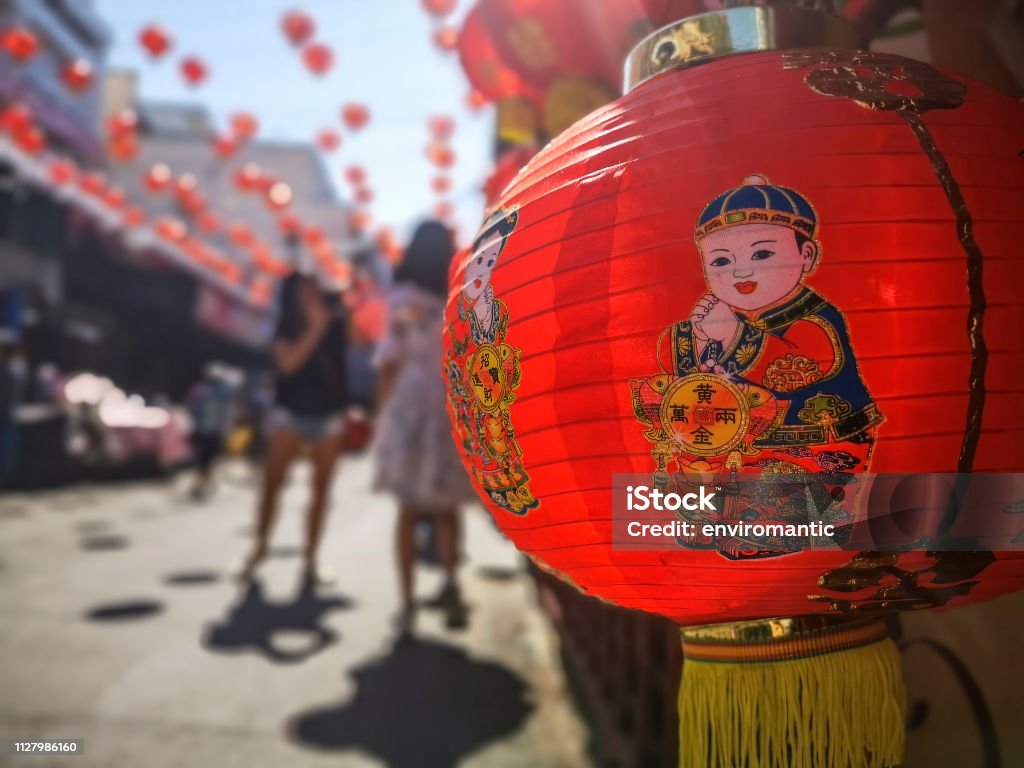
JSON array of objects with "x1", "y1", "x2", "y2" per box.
[{"x1": 267, "y1": 408, "x2": 345, "y2": 443}]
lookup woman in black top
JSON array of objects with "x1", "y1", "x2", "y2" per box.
[{"x1": 238, "y1": 272, "x2": 349, "y2": 584}]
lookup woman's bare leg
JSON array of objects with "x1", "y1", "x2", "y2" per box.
[
  {"x1": 241, "y1": 428, "x2": 301, "y2": 577},
  {"x1": 433, "y1": 510, "x2": 460, "y2": 589},
  {"x1": 433, "y1": 509, "x2": 467, "y2": 628},
  {"x1": 303, "y1": 432, "x2": 344, "y2": 579},
  {"x1": 397, "y1": 504, "x2": 418, "y2": 617}
]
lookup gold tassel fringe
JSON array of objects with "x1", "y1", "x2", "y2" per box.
[{"x1": 679, "y1": 619, "x2": 906, "y2": 768}]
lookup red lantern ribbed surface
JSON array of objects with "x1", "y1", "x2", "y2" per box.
[{"x1": 444, "y1": 49, "x2": 1024, "y2": 628}]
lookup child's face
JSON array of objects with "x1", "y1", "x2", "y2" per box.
[
  {"x1": 697, "y1": 224, "x2": 818, "y2": 311},
  {"x1": 462, "y1": 233, "x2": 502, "y2": 302}
]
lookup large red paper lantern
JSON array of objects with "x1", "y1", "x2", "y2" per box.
[
  {"x1": 1, "y1": 27, "x2": 39, "y2": 63},
  {"x1": 301, "y1": 42, "x2": 334, "y2": 76},
  {"x1": 484, "y1": 144, "x2": 538, "y2": 206},
  {"x1": 444, "y1": 6, "x2": 1024, "y2": 767},
  {"x1": 281, "y1": 9, "x2": 315, "y2": 46},
  {"x1": 138, "y1": 25, "x2": 172, "y2": 59}
]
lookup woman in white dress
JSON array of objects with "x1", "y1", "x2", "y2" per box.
[{"x1": 373, "y1": 221, "x2": 477, "y2": 633}]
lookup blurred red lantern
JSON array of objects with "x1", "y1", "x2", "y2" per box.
[
  {"x1": 108, "y1": 134, "x2": 139, "y2": 163},
  {"x1": 433, "y1": 26, "x2": 459, "y2": 52},
  {"x1": 431, "y1": 175, "x2": 452, "y2": 195},
  {"x1": 352, "y1": 296, "x2": 388, "y2": 343},
  {"x1": 211, "y1": 134, "x2": 237, "y2": 158},
  {"x1": 48, "y1": 160, "x2": 77, "y2": 186},
  {"x1": 154, "y1": 217, "x2": 187, "y2": 244},
  {"x1": 1, "y1": 27, "x2": 39, "y2": 63},
  {"x1": 178, "y1": 190, "x2": 206, "y2": 216},
  {"x1": 341, "y1": 103, "x2": 370, "y2": 131},
  {"x1": 265, "y1": 181, "x2": 294, "y2": 210},
  {"x1": 197, "y1": 212, "x2": 220, "y2": 233},
  {"x1": 349, "y1": 210, "x2": 372, "y2": 231},
  {"x1": 312, "y1": 241, "x2": 336, "y2": 263},
  {"x1": 0, "y1": 103, "x2": 33, "y2": 134},
  {"x1": 14, "y1": 126, "x2": 45, "y2": 155},
  {"x1": 458, "y1": 6, "x2": 541, "y2": 105},
  {"x1": 343, "y1": 165, "x2": 366, "y2": 186},
  {"x1": 421, "y1": 0, "x2": 457, "y2": 18},
  {"x1": 444, "y1": 9, "x2": 1024, "y2": 768},
  {"x1": 354, "y1": 186, "x2": 374, "y2": 205},
  {"x1": 250, "y1": 275, "x2": 274, "y2": 306},
  {"x1": 375, "y1": 226, "x2": 401, "y2": 264},
  {"x1": 233, "y1": 163, "x2": 263, "y2": 191},
  {"x1": 278, "y1": 213, "x2": 301, "y2": 235},
  {"x1": 122, "y1": 207, "x2": 145, "y2": 227},
  {"x1": 103, "y1": 186, "x2": 126, "y2": 209},
  {"x1": 323, "y1": 258, "x2": 352, "y2": 286},
  {"x1": 60, "y1": 59, "x2": 93, "y2": 92},
  {"x1": 179, "y1": 56, "x2": 208, "y2": 86},
  {"x1": 281, "y1": 9, "x2": 315, "y2": 46},
  {"x1": 302, "y1": 42, "x2": 333, "y2": 76},
  {"x1": 229, "y1": 111, "x2": 259, "y2": 141},
  {"x1": 175, "y1": 173, "x2": 198, "y2": 194},
  {"x1": 316, "y1": 128, "x2": 341, "y2": 152},
  {"x1": 143, "y1": 163, "x2": 172, "y2": 193},
  {"x1": 425, "y1": 141, "x2": 456, "y2": 168},
  {"x1": 303, "y1": 226, "x2": 326, "y2": 247},
  {"x1": 106, "y1": 110, "x2": 138, "y2": 140},
  {"x1": 474, "y1": 0, "x2": 649, "y2": 95},
  {"x1": 219, "y1": 261, "x2": 242, "y2": 284},
  {"x1": 79, "y1": 172, "x2": 106, "y2": 197},
  {"x1": 433, "y1": 200, "x2": 454, "y2": 220},
  {"x1": 229, "y1": 223, "x2": 254, "y2": 248},
  {"x1": 427, "y1": 114, "x2": 455, "y2": 140},
  {"x1": 138, "y1": 25, "x2": 172, "y2": 58},
  {"x1": 466, "y1": 89, "x2": 489, "y2": 110}
]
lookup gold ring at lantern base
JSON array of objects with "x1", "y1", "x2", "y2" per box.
[
  {"x1": 681, "y1": 615, "x2": 890, "y2": 663},
  {"x1": 623, "y1": 5, "x2": 862, "y2": 93},
  {"x1": 659, "y1": 373, "x2": 749, "y2": 457}
]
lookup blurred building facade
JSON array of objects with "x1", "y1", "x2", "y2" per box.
[{"x1": 0, "y1": 0, "x2": 109, "y2": 162}]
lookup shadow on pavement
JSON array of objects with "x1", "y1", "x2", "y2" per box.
[
  {"x1": 79, "y1": 534, "x2": 130, "y2": 551},
  {"x1": 86, "y1": 599, "x2": 165, "y2": 622},
  {"x1": 202, "y1": 579, "x2": 353, "y2": 664},
  {"x1": 287, "y1": 636, "x2": 533, "y2": 768},
  {"x1": 165, "y1": 570, "x2": 222, "y2": 586}
]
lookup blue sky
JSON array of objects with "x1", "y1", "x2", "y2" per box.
[{"x1": 94, "y1": 0, "x2": 492, "y2": 245}]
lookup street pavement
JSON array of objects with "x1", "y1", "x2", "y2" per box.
[{"x1": 0, "y1": 455, "x2": 595, "y2": 768}]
